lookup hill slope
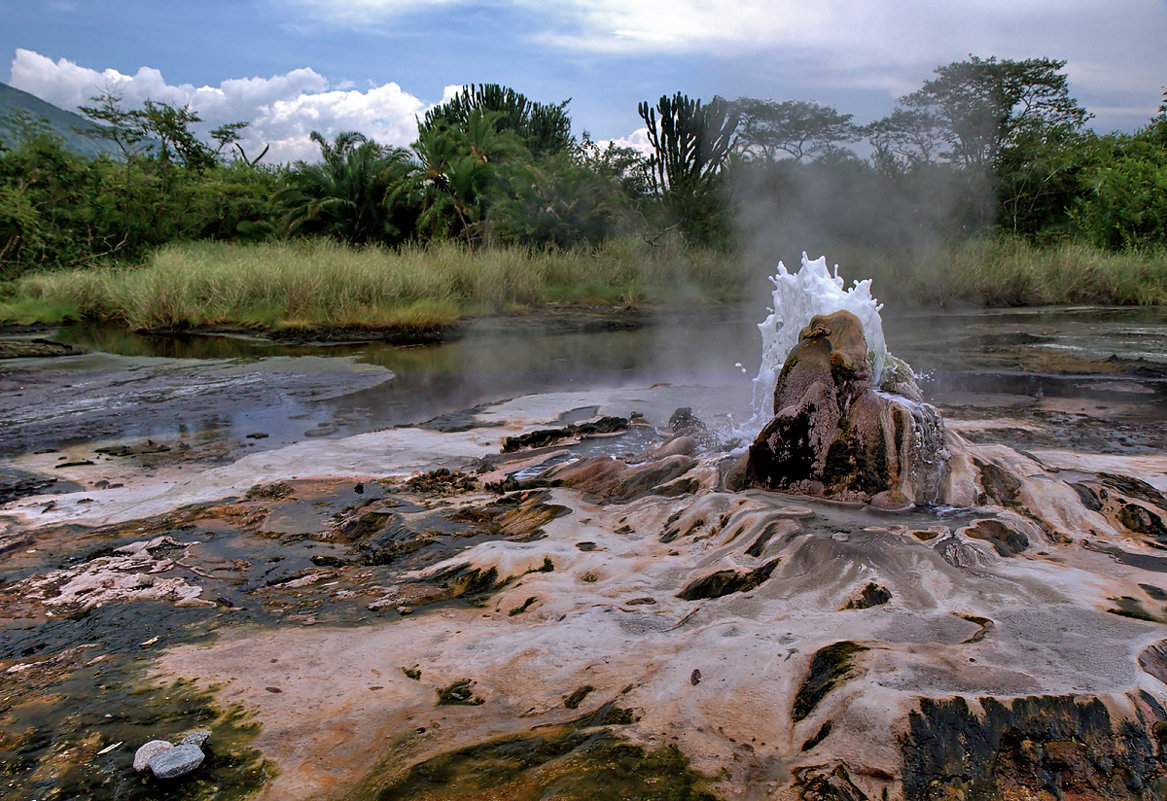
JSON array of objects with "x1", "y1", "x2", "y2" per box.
[{"x1": 0, "y1": 81, "x2": 119, "y2": 158}]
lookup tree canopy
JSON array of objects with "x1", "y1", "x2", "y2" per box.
[{"x1": 732, "y1": 98, "x2": 855, "y2": 162}]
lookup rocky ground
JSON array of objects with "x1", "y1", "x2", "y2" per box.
[{"x1": 2, "y1": 376, "x2": 1167, "y2": 800}]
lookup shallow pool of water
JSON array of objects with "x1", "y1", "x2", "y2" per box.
[{"x1": 2, "y1": 304, "x2": 1166, "y2": 461}]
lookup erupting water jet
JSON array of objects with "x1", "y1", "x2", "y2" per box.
[{"x1": 734, "y1": 257, "x2": 950, "y2": 507}]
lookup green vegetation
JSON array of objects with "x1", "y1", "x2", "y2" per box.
[
  {"x1": 352, "y1": 726, "x2": 719, "y2": 801},
  {"x1": 0, "y1": 238, "x2": 742, "y2": 331},
  {"x1": 2, "y1": 59, "x2": 1166, "y2": 335}
]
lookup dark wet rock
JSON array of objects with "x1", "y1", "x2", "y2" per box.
[
  {"x1": 800, "y1": 721, "x2": 833, "y2": 752},
  {"x1": 743, "y1": 520, "x2": 792, "y2": 557},
  {"x1": 1138, "y1": 640, "x2": 1167, "y2": 685},
  {"x1": 792, "y1": 641, "x2": 866, "y2": 723},
  {"x1": 95, "y1": 440, "x2": 171, "y2": 457},
  {"x1": 974, "y1": 459, "x2": 1023, "y2": 507},
  {"x1": 132, "y1": 739, "x2": 173, "y2": 772},
  {"x1": 1119, "y1": 503, "x2": 1167, "y2": 543},
  {"x1": 962, "y1": 518, "x2": 1029, "y2": 557},
  {"x1": 1071, "y1": 481, "x2": 1104, "y2": 511},
  {"x1": 0, "y1": 469, "x2": 71, "y2": 505},
  {"x1": 436, "y1": 678, "x2": 484, "y2": 705},
  {"x1": 792, "y1": 763, "x2": 869, "y2": 800},
  {"x1": 841, "y1": 582, "x2": 892, "y2": 610},
  {"x1": 902, "y1": 695, "x2": 1167, "y2": 800},
  {"x1": 0, "y1": 338, "x2": 77, "y2": 359},
  {"x1": 147, "y1": 742, "x2": 205, "y2": 779},
  {"x1": 1101, "y1": 473, "x2": 1167, "y2": 508},
  {"x1": 404, "y1": 468, "x2": 477, "y2": 495},
  {"x1": 1068, "y1": 476, "x2": 1167, "y2": 547},
  {"x1": 563, "y1": 685, "x2": 594, "y2": 709},
  {"x1": 419, "y1": 403, "x2": 506, "y2": 433},
  {"x1": 502, "y1": 416, "x2": 628, "y2": 453},
  {"x1": 678, "y1": 558, "x2": 780, "y2": 601},
  {"x1": 508, "y1": 596, "x2": 538, "y2": 616},
  {"x1": 1141, "y1": 583, "x2": 1167, "y2": 601},
  {"x1": 180, "y1": 729, "x2": 211, "y2": 748},
  {"x1": 1108, "y1": 596, "x2": 1161, "y2": 622},
  {"x1": 668, "y1": 407, "x2": 707, "y2": 433},
  {"x1": 736, "y1": 310, "x2": 948, "y2": 504},
  {"x1": 245, "y1": 481, "x2": 294, "y2": 500}
]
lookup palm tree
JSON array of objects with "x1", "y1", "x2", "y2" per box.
[
  {"x1": 274, "y1": 130, "x2": 419, "y2": 245},
  {"x1": 410, "y1": 110, "x2": 522, "y2": 244}
]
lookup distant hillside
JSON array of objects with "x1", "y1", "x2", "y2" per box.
[{"x1": 0, "y1": 81, "x2": 120, "y2": 158}]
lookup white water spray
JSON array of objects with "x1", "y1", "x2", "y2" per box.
[{"x1": 747, "y1": 253, "x2": 888, "y2": 426}]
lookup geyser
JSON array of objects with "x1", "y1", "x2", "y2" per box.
[
  {"x1": 736, "y1": 257, "x2": 949, "y2": 506},
  {"x1": 752, "y1": 253, "x2": 890, "y2": 417}
]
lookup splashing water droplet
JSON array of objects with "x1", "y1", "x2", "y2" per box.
[{"x1": 747, "y1": 253, "x2": 888, "y2": 431}]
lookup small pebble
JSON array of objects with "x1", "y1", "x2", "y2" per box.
[{"x1": 180, "y1": 730, "x2": 211, "y2": 748}]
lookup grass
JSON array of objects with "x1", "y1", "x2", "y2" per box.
[
  {"x1": 0, "y1": 238, "x2": 743, "y2": 333},
  {"x1": 1, "y1": 236, "x2": 1165, "y2": 334},
  {"x1": 844, "y1": 237, "x2": 1167, "y2": 307}
]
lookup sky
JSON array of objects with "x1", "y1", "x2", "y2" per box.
[{"x1": 3, "y1": 0, "x2": 1166, "y2": 163}]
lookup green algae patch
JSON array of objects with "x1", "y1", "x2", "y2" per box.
[
  {"x1": 791, "y1": 641, "x2": 867, "y2": 723},
  {"x1": 0, "y1": 668, "x2": 269, "y2": 801},
  {"x1": 353, "y1": 726, "x2": 721, "y2": 801}
]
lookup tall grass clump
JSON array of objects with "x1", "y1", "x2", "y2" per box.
[
  {"x1": 836, "y1": 237, "x2": 1167, "y2": 308},
  {"x1": 0, "y1": 238, "x2": 749, "y2": 331}
]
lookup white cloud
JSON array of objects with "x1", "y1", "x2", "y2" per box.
[
  {"x1": 8, "y1": 48, "x2": 442, "y2": 162},
  {"x1": 601, "y1": 127, "x2": 653, "y2": 158}
]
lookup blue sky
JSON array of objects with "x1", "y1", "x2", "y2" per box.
[{"x1": 4, "y1": 0, "x2": 1166, "y2": 162}]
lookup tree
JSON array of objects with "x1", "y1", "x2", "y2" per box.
[
  {"x1": 209, "y1": 121, "x2": 269, "y2": 166},
  {"x1": 411, "y1": 109, "x2": 522, "y2": 243},
  {"x1": 865, "y1": 107, "x2": 940, "y2": 172},
  {"x1": 79, "y1": 90, "x2": 250, "y2": 171},
  {"x1": 421, "y1": 83, "x2": 573, "y2": 157},
  {"x1": 895, "y1": 56, "x2": 1090, "y2": 169},
  {"x1": 637, "y1": 93, "x2": 738, "y2": 193},
  {"x1": 274, "y1": 130, "x2": 419, "y2": 245},
  {"x1": 732, "y1": 98, "x2": 855, "y2": 162},
  {"x1": 1067, "y1": 99, "x2": 1167, "y2": 249}
]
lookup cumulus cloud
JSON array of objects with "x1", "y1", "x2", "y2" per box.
[
  {"x1": 602, "y1": 127, "x2": 653, "y2": 158},
  {"x1": 8, "y1": 48, "x2": 448, "y2": 162}
]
